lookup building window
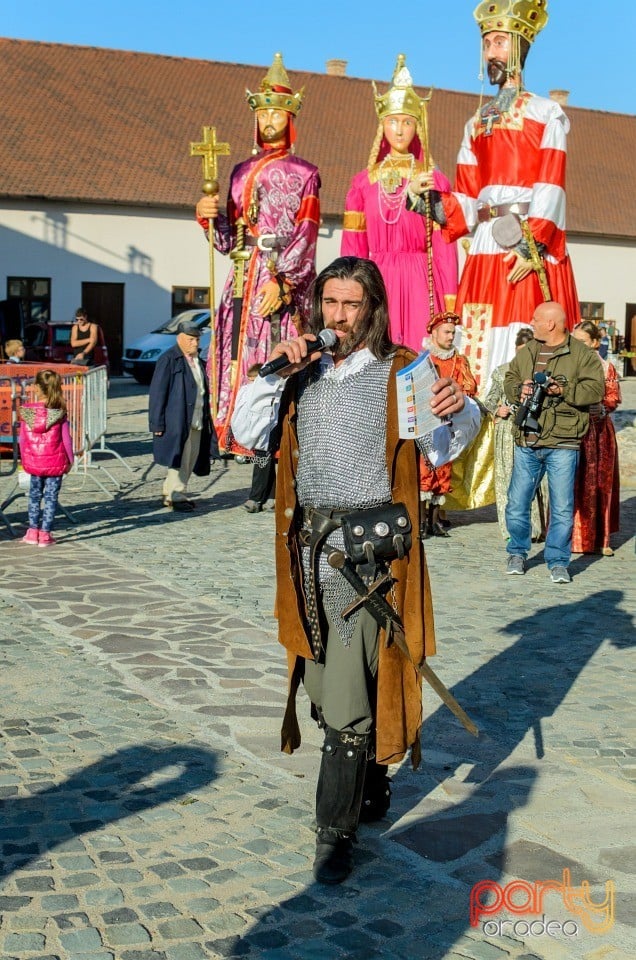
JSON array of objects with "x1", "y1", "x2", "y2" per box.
[
  {"x1": 172, "y1": 286, "x2": 209, "y2": 314},
  {"x1": 7, "y1": 276, "x2": 51, "y2": 324},
  {"x1": 579, "y1": 302, "x2": 604, "y2": 322}
]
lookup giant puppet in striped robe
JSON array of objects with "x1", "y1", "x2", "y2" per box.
[{"x1": 423, "y1": 0, "x2": 579, "y2": 394}]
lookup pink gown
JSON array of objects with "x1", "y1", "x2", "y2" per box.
[{"x1": 342, "y1": 160, "x2": 458, "y2": 353}]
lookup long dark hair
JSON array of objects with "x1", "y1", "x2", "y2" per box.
[{"x1": 308, "y1": 256, "x2": 393, "y2": 360}]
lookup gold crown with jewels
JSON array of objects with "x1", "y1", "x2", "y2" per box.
[
  {"x1": 246, "y1": 52, "x2": 304, "y2": 115},
  {"x1": 473, "y1": 0, "x2": 549, "y2": 44},
  {"x1": 373, "y1": 54, "x2": 428, "y2": 122}
]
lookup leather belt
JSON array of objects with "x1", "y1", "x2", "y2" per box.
[
  {"x1": 303, "y1": 506, "x2": 351, "y2": 526},
  {"x1": 244, "y1": 233, "x2": 288, "y2": 252},
  {"x1": 299, "y1": 507, "x2": 349, "y2": 549},
  {"x1": 477, "y1": 202, "x2": 530, "y2": 223}
]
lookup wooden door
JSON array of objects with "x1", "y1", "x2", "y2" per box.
[{"x1": 81, "y1": 282, "x2": 125, "y2": 374}]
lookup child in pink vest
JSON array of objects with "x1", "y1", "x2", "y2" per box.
[{"x1": 19, "y1": 369, "x2": 73, "y2": 546}]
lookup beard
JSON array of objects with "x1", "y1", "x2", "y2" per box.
[
  {"x1": 487, "y1": 59, "x2": 508, "y2": 86},
  {"x1": 330, "y1": 321, "x2": 368, "y2": 361}
]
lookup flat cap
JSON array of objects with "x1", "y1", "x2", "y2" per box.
[{"x1": 177, "y1": 319, "x2": 203, "y2": 337}]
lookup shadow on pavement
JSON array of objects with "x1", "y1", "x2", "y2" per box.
[
  {"x1": 215, "y1": 768, "x2": 537, "y2": 960},
  {"x1": 0, "y1": 742, "x2": 218, "y2": 885},
  {"x1": 413, "y1": 589, "x2": 632, "y2": 799},
  {"x1": 214, "y1": 590, "x2": 632, "y2": 957}
]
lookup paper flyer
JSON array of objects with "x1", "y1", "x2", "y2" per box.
[{"x1": 396, "y1": 350, "x2": 442, "y2": 439}]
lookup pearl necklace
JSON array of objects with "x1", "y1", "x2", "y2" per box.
[{"x1": 376, "y1": 154, "x2": 415, "y2": 226}]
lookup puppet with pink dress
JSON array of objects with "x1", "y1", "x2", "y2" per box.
[{"x1": 341, "y1": 55, "x2": 457, "y2": 353}]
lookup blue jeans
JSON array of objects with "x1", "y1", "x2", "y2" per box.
[
  {"x1": 28, "y1": 474, "x2": 63, "y2": 532},
  {"x1": 505, "y1": 446, "x2": 579, "y2": 569}
]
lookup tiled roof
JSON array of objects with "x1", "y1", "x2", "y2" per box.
[{"x1": 1, "y1": 38, "x2": 634, "y2": 239}]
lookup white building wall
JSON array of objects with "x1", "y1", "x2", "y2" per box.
[
  {"x1": 1, "y1": 200, "x2": 635, "y2": 347},
  {"x1": 568, "y1": 237, "x2": 636, "y2": 331},
  {"x1": 0, "y1": 200, "x2": 222, "y2": 342}
]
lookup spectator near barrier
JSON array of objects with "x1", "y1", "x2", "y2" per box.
[
  {"x1": 0, "y1": 362, "x2": 108, "y2": 461},
  {"x1": 19, "y1": 369, "x2": 74, "y2": 546},
  {"x1": 4, "y1": 339, "x2": 25, "y2": 363}
]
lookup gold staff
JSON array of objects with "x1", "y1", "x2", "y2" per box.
[
  {"x1": 228, "y1": 218, "x2": 251, "y2": 391},
  {"x1": 190, "y1": 126, "x2": 230, "y2": 421},
  {"x1": 418, "y1": 90, "x2": 436, "y2": 322}
]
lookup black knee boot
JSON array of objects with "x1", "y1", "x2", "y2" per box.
[
  {"x1": 313, "y1": 727, "x2": 371, "y2": 884},
  {"x1": 359, "y1": 759, "x2": 392, "y2": 822}
]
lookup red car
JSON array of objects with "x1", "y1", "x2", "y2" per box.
[{"x1": 24, "y1": 321, "x2": 110, "y2": 376}]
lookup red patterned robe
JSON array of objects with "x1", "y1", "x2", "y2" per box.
[
  {"x1": 441, "y1": 91, "x2": 579, "y2": 393},
  {"x1": 419, "y1": 348, "x2": 478, "y2": 498},
  {"x1": 200, "y1": 147, "x2": 320, "y2": 451},
  {"x1": 572, "y1": 360, "x2": 621, "y2": 553}
]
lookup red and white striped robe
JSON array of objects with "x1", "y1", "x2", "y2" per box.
[{"x1": 441, "y1": 91, "x2": 579, "y2": 393}]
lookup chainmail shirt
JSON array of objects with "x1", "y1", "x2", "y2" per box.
[
  {"x1": 296, "y1": 356, "x2": 391, "y2": 645},
  {"x1": 295, "y1": 354, "x2": 434, "y2": 646},
  {"x1": 296, "y1": 357, "x2": 392, "y2": 510}
]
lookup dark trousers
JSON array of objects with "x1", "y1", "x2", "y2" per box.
[{"x1": 248, "y1": 451, "x2": 276, "y2": 504}]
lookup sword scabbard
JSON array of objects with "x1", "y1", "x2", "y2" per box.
[
  {"x1": 327, "y1": 547, "x2": 479, "y2": 738},
  {"x1": 520, "y1": 219, "x2": 551, "y2": 301}
]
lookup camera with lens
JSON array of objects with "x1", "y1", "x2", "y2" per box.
[{"x1": 514, "y1": 371, "x2": 551, "y2": 433}]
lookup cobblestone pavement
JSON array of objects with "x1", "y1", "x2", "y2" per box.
[{"x1": 0, "y1": 377, "x2": 634, "y2": 960}]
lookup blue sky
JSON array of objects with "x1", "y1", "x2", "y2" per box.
[{"x1": 3, "y1": 0, "x2": 635, "y2": 115}]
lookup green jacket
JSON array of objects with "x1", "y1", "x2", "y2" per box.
[{"x1": 504, "y1": 334, "x2": 605, "y2": 447}]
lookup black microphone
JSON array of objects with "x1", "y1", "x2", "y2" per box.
[{"x1": 258, "y1": 329, "x2": 338, "y2": 377}]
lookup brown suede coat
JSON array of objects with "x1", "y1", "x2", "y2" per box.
[{"x1": 275, "y1": 348, "x2": 436, "y2": 768}]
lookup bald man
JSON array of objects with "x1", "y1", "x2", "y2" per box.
[{"x1": 503, "y1": 302, "x2": 604, "y2": 583}]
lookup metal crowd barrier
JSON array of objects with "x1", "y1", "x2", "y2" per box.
[
  {"x1": 0, "y1": 365, "x2": 134, "y2": 533},
  {"x1": 0, "y1": 377, "x2": 22, "y2": 533},
  {"x1": 19, "y1": 366, "x2": 133, "y2": 495},
  {"x1": 77, "y1": 366, "x2": 135, "y2": 486}
]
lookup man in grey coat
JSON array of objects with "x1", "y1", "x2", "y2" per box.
[{"x1": 149, "y1": 319, "x2": 211, "y2": 511}]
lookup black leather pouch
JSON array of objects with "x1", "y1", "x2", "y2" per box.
[{"x1": 341, "y1": 502, "x2": 412, "y2": 565}]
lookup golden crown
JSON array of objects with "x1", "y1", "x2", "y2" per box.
[
  {"x1": 246, "y1": 52, "x2": 304, "y2": 116},
  {"x1": 373, "y1": 54, "x2": 427, "y2": 121},
  {"x1": 474, "y1": 0, "x2": 549, "y2": 44}
]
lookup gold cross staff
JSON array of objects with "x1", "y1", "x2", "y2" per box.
[
  {"x1": 189, "y1": 125, "x2": 230, "y2": 422},
  {"x1": 190, "y1": 125, "x2": 230, "y2": 188}
]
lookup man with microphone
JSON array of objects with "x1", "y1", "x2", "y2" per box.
[{"x1": 232, "y1": 256, "x2": 480, "y2": 885}]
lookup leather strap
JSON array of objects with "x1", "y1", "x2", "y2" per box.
[{"x1": 304, "y1": 511, "x2": 342, "y2": 660}]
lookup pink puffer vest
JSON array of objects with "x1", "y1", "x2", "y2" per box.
[{"x1": 19, "y1": 403, "x2": 70, "y2": 477}]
